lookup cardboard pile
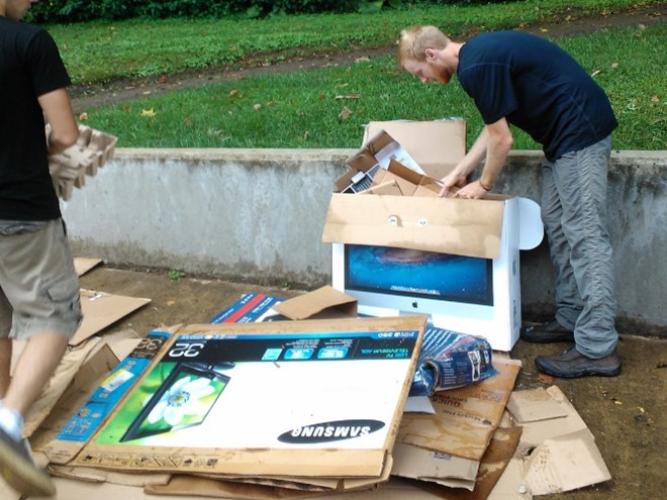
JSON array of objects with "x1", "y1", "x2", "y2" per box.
[
  {"x1": 48, "y1": 124, "x2": 118, "y2": 200},
  {"x1": 15, "y1": 314, "x2": 431, "y2": 499}
]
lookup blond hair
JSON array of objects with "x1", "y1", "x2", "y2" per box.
[{"x1": 398, "y1": 25, "x2": 450, "y2": 65}]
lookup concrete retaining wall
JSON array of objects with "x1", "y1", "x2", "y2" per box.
[{"x1": 61, "y1": 148, "x2": 667, "y2": 334}]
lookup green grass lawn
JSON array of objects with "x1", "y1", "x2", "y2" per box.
[
  {"x1": 83, "y1": 23, "x2": 667, "y2": 151},
  {"x1": 49, "y1": 0, "x2": 663, "y2": 84}
]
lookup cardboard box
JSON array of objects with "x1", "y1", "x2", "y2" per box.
[
  {"x1": 322, "y1": 120, "x2": 544, "y2": 351},
  {"x1": 72, "y1": 316, "x2": 426, "y2": 478}
]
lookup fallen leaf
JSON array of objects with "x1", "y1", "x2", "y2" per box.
[
  {"x1": 537, "y1": 373, "x2": 555, "y2": 385},
  {"x1": 253, "y1": 103, "x2": 262, "y2": 111},
  {"x1": 166, "y1": 300, "x2": 176, "y2": 306},
  {"x1": 158, "y1": 75, "x2": 169, "y2": 84},
  {"x1": 335, "y1": 93, "x2": 361, "y2": 100},
  {"x1": 78, "y1": 112, "x2": 89, "y2": 121},
  {"x1": 651, "y1": 95, "x2": 660, "y2": 103},
  {"x1": 140, "y1": 108, "x2": 156, "y2": 118},
  {"x1": 338, "y1": 106, "x2": 352, "y2": 121}
]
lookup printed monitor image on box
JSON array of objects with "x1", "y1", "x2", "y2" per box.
[
  {"x1": 75, "y1": 317, "x2": 425, "y2": 478},
  {"x1": 323, "y1": 120, "x2": 544, "y2": 351}
]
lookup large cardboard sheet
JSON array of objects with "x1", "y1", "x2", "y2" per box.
[
  {"x1": 74, "y1": 317, "x2": 425, "y2": 477},
  {"x1": 398, "y1": 358, "x2": 521, "y2": 461},
  {"x1": 71, "y1": 289, "x2": 151, "y2": 346},
  {"x1": 74, "y1": 257, "x2": 103, "y2": 276}
]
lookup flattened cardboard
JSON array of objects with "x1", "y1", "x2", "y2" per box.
[
  {"x1": 31, "y1": 342, "x2": 119, "y2": 452},
  {"x1": 362, "y1": 120, "x2": 466, "y2": 179},
  {"x1": 398, "y1": 358, "x2": 521, "y2": 461},
  {"x1": 372, "y1": 160, "x2": 443, "y2": 197},
  {"x1": 50, "y1": 477, "x2": 208, "y2": 500},
  {"x1": 72, "y1": 289, "x2": 151, "y2": 346},
  {"x1": 392, "y1": 443, "x2": 479, "y2": 488},
  {"x1": 146, "y1": 475, "x2": 321, "y2": 499},
  {"x1": 361, "y1": 180, "x2": 403, "y2": 196},
  {"x1": 74, "y1": 317, "x2": 425, "y2": 478},
  {"x1": 48, "y1": 464, "x2": 170, "y2": 488},
  {"x1": 523, "y1": 429, "x2": 611, "y2": 495},
  {"x1": 41, "y1": 331, "x2": 173, "y2": 465},
  {"x1": 322, "y1": 193, "x2": 505, "y2": 259},
  {"x1": 511, "y1": 386, "x2": 588, "y2": 451},
  {"x1": 23, "y1": 338, "x2": 102, "y2": 437},
  {"x1": 273, "y1": 286, "x2": 357, "y2": 320},
  {"x1": 488, "y1": 456, "x2": 531, "y2": 500},
  {"x1": 74, "y1": 257, "x2": 103, "y2": 276},
  {"x1": 507, "y1": 387, "x2": 569, "y2": 423}
]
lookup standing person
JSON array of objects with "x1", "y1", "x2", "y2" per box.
[
  {"x1": 398, "y1": 26, "x2": 621, "y2": 378},
  {"x1": 0, "y1": 0, "x2": 81, "y2": 496}
]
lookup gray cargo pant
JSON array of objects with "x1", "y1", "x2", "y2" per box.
[{"x1": 541, "y1": 135, "x2": 618, "y2": 358}]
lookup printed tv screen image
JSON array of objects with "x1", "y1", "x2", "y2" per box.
[
  {"x1": 95, "y1": 361, "x2": 230, "y2": 445},
  {"x1": 345, "y1": 245, "x2": 493, "y2": 306}
]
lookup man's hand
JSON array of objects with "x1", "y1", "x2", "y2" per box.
[
  {"x1": 453, "y1": 180, "x2": 488, "y2": 199},
  {"x1": 439, "y1": 171, "x2": 467, "y2": 197}
]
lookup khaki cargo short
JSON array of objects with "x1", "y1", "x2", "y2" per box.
[{"x1": 0, "y1": 219, "x2": 82, "y2": 340}]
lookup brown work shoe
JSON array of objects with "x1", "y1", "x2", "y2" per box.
[
  {"x1": 535, "y1": 346, "x2": 621, "y2": 379},
  {"x1": 0, "y1": 427, "x2": 55, "y2": 497},
  {"x1": 521, "y1": 320, "x2": 574, "y2": 343}
]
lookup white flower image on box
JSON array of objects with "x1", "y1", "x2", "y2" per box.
[{"x1": 147, "y1": 376, "x2": 215, "y2": 427}]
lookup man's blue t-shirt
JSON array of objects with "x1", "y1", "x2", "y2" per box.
[{"x1": 457, "y1": 31, "x2": 617, "y2": 161}]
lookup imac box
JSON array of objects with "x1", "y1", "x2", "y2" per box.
[{"x1": 322, "y1": 120, "x2": 544, "y2": 351}]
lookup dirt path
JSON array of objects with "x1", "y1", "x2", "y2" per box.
[{"x1": 71, "y1": 4, "x2": 666, "y2": 112}]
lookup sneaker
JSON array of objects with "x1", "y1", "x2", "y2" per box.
[
  {"x1": 0, "y1": 427, "x2": 55, "y2": 497},
  {"x1": 521, "y1": 320, "x2": 574, "y2": 343},
  {"x1": 535, "y1": 346, "x2": 621, "y2": 378}
]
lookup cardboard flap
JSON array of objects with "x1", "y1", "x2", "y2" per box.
[
  {"x1": 507, "y1": 387, "x2": 569, "y2": 423},
  {"x1": 273, "y1": 286, "x2": 357, "y2": 320},
  {"x1": 363, "y1": 120, "x2": 466, "y2": 179},
  {"x1": 517, "y1": 197, "x2": 544, "y2": 250},
  {"x1": 72, "y1": 290, "x2": 151, "y2": 346},
  {"x1": 523, "y1": 429, "x2": 611, "y2": 495},
  {"x1": 322, "y1": 193, "x2": 505, "y2": 259}
]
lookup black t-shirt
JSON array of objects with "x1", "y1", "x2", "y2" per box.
[
  {"x1": 0, "y1": 17, "x2": 71, "y2": 220},
  {"x1": 457, "y1": 31, "x2": 617, "y2": 161}
]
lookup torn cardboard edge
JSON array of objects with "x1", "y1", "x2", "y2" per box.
[
  {"x1": 72, "y1": 289, "x2": 151, "y2": 346},
  {"x1": 361, "y1": 119, "x2": 467, "y2": 180},
  {"x1": 74, "y1": 257, "x2": 103, "y2": 277},
  {"x1": 504, "y1": 385, "x2": 611, "y2": 496},
  {"x1": 273, "y1": 286, "x2": 357, "y2": 320},
  {"x1": 70, "y1": 317, "x2": 426, "y2": 478}
]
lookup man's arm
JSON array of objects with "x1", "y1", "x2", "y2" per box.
[
  {"x1": 440, "y1": 128, "x2": 488, "y2": 196},
  {"x1": 38, "y1": 88, "x2": 78, "y2": 155},
  {"x1": 453, "y1": 117, "x2": 513, "y2": 199}
]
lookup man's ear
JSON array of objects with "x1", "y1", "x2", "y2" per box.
[{"x1": 424, "y1": 48, "x2": 438, "y2": 63}]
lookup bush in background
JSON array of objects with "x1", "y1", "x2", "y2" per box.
[{"x1": 28, "y1": 0, "x2": 506, "y2": 22}]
